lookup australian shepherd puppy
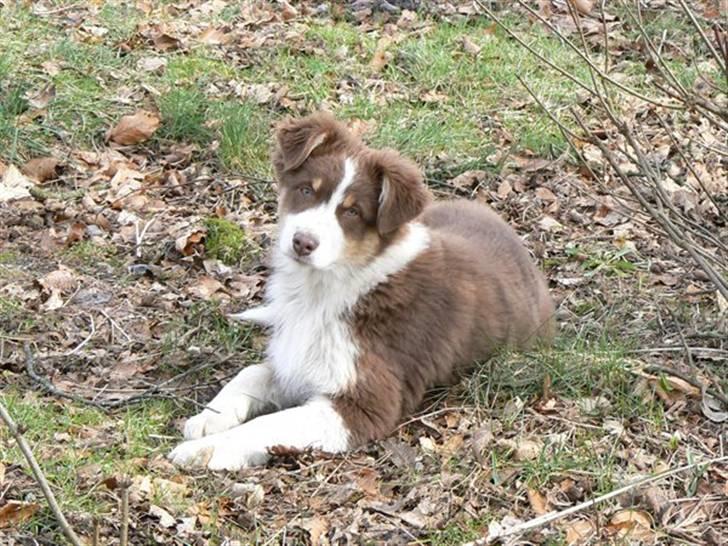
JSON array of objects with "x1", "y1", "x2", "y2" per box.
[{"x1": 169, "y1": 112, "x2": 554, "y2": 470}]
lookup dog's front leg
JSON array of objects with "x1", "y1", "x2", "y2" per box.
[
  {"x1": 227, "y1": 304, "x2": 275, "y2": 326},
  {"x1": 182, "y1": 363, "x2": 277, "y2": 440},
  {"x1": 169, "y1": 396, "x2": 350, "y2": 470}
]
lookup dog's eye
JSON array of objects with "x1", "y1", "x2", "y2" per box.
[
  {"x1": 344, "y1": 207, "x2": 359, "y2": 218},
  {"x1": 298, "y1": 185, "x2": 314, "y2": 197}
]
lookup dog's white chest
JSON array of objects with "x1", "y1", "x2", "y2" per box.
[{"x1": 266, "y1": 275, "x2": 358, "y2": 403}]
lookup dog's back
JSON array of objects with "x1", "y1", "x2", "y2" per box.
[{"x1": 422, "y1": 199, "x2": 554, "y2": 352}]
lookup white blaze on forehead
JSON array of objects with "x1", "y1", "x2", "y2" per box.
[{"x1": 278, "y1": 158, "x2": 357, "y2": 269}]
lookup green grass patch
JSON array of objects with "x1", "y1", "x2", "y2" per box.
[
  {"x1": 204, "y1": 217, "x2": 249, "y2": 265},
  {"x1": 0, "y1": 390, "x2": 179, "y2": 539},
  {"x1": 213, "y1": 101, "x2": 270, "y2": 174},
  {"x1": 157, "y1": 87, "x2": 212, "y2": 143}
]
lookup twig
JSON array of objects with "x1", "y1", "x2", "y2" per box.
[
  {"x1": 134, "y1": 216, "x2": 157, "y2": 259},
  {"x1": 119, "y1": 476, "x2": 130, "y2": 546},
  {"x1": 675, "y1": 0, "x2": 727, "y2": 76},
  {"x1": 637, "y1": 363, "x2": 728, "y2": 408},
  {"x1": 462, "y1": 455, "x2": 728, "y2": 545},
  {"x1": 0, "y1": 400, "x2": 84, "y2": 546},
  {"x1": 24, "y1": 341, "x2": 240, "y2": 410},
  {"x1": 514, "y1": 0, "x2": 680, "y2": 109},
  {"x1": 99, "y1": 309, "x2": 133, "y2": 343},
  {"x1": 25, "y1": 343, "x2": 106, "y2": 409},
  {"x1": 471, "y1": 0, "x2": 597, "y2": 99},
  {"x1": 65, "y1": 313, "x2": 96, "y2": 356},
  {"x1": 571, "y1": 114, "x2": 728, "y2": 300}
]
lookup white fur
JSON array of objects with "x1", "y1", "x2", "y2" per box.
[
  {"x1": 169, "y1": 397, "x2": 350, "y2": 470},
  {"x1": 182, "y1": 363, "x2": 278, "y2": 440},
  {"x1": 277, "y1": 158, "x2": 357, "y2": 270},
  {"x1": 264, "y1": 222, "x2": 431, "y2": 404},
  {"x1": 227, "y1": 305, "x2": 275, "y2": 326}
]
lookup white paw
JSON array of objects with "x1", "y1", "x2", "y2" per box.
[
  {"x1": 168, "y1": 439, "x2": 269, "y2": 471},
  {"x1": 183, "y1": 398, "x2": 253, "y2": 440},
  {"x1": 227, "y1": 305, "x2": 274, "y2": 326},
  {"x1": 168, "y1": 439, "x2": 216, "y2": 468}
]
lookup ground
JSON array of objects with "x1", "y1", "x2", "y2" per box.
[{"x1": 0, "y1": 1, "x2": 726, "y2": 545}]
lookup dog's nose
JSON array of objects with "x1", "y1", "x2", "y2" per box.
[{"x1": 292, "y1": 232, "x2": 319, "y2": 257}]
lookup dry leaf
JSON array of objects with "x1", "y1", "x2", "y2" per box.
[
  {"x1": 0, "y1": 164, "x2": 34, "y2": 202},
  {"x1": 608, "y1": 509, "x2": 654, "y2": 541},
  {"x1": 497, "y1": 179, "x2": 512, "y2": 199},
  {"x1": 65, "y1": 222, "x2": 86, "y2": 247},
  {"x1": 514, "y1": 439, "x2": 542, "y2": 461},
  {"x1": 370, "y1": 37, "x2": 392, "y2": 73},
  {"x1": 461, "y1": 36, "x2": 481, "y2": 56},
  {"x1": 187, "y1": 276, "x2": 224, "y2": 300},
  {"x1": 150, "y1": 504, "x2": 176, "y2": 528},
  {"x1": 38, "y1": 267, "x2": 76, "y2": 294},
  {"x1": 449, "y1": 170, "x2": 487, "y2": 191},
  {"x1": 198, "y1": 27, "x2": 232, "y2": 45},
  {"x1": 108, "y1": 110, "x2": 161, "y2": 145},
  {"x1": 175, "y1": 229, "x2": 206, "y2": 256},
  {"x1": 137, "y1": 56, "x2": 167, "y2": 72},
  {"x1": 563, "y1": 519, "x2": 595, "y2": 544},
  {"x1": 27, "y1": 83, "x2": 56, "y2": 109},
  {"x1": 573, "y1": 0, "x2": 595, "y2": 15},
  {"x1": 21, "y1": 156, "x2": 60, "y2": 182},
  {"x1": 301, "y1": 516, "x2": 328, "y2": 545},
  {"x1": 527, "y1": 487, "x2": 550, "y2": 515},
  {"x1": 538, "y1": 215, "x2": 563, "y2": 232},
  {"x1": 701, "y1": 391, "x2": 728, "y2": 423},
  {"x1": 535, "y1": 186, "x2": 557, "y2": 202},
  {"x1": 0, "y1": 501, "x2": 40, "y2": 528},
  {"x1": 355, "y1": 468, "x2": 381, "y2": 497},
  {"x1": 152, "y1": 32, "x2": 181, "y2": 51}
]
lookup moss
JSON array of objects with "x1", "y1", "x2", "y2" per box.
[{"x1": 204, "y1": 217, "x2": 249, "y2": 266}]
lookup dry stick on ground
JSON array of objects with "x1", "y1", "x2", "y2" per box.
[
  {"x1": 0, "y1": 400, "x2": 84, "y2": 546},
  {"x1": 24, "y1": 342, "x2": 240, "y2": 411},
  {"x1": 461, "y1": 455, "x2": 728, "y2": 546}
]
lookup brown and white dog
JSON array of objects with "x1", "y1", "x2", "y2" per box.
[{"x1": 169, "y1": 112, "x2": 554, "y2": 470}]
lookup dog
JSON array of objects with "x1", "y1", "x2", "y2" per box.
[{"x1": 169, "y1": 112, "x2": 554, "y2": 470}]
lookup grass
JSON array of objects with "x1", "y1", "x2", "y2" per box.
[
  {"x1": 157, "y1": 87, "x2": 212, "y2": 144},
  {"x1": 0, "y1": 391, "x2": 179, "y2": 540},
  {"x1": 1, "y1": 2, "x2": 720, "y2": 544}
]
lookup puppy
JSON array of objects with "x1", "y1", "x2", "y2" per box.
[{"x1": 169, "y1": 112, "x2": 554, "y2": 470}]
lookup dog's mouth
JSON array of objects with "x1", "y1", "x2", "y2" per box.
[{"x1": 285, "y1": 252, "x2": 313, "y2": 266}]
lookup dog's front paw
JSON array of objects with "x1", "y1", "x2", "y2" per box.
[
  {"x1": 168, "y1": 439, "x2": 215, "y2": 468},
  {"x1": 227, "y1": 305, "x2": 274, "y2": 326},
  {"x1": 183, "y1": 403, "x2": 249, "y2": 440},
  {"x1": 168, "y1": 438, "x2": 269, "y2": 471}
]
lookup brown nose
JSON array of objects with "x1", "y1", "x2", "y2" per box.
[{"x1": 292, "y1": 232, "x2": 319, "y2": 257}]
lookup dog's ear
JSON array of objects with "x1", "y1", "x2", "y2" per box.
[
  {"x1": 273, "y1": 112, "x2": 346, "y2": 173},
  {"x1": 372, "y1": 149, "x2": 431, "y2": 235}
]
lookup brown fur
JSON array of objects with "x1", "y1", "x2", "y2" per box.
[{"x1": 273, "y1": 112, "x2": 555, "y2": 448}]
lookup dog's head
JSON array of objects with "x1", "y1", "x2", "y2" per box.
[{"x1": 271, "y1": 112, "x2": 430, "y2": 270}]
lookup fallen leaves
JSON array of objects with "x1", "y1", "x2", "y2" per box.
[
  {"x1": 607, "y1": 509, "x2": 655, "y2": 541},
  {"x1": 21, "y1": 157, "x2": 60, "y2": 182},
  {"x1": 0, "y1": 164, "x2": 35, "y2": 202},
  {"x1": 107, "y1": 110, "x2": 161, "y2": 145},
  {"x1": 0, "y1": 501, "x2": 40, "y2": 529}
]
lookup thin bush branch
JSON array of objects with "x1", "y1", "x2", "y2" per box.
[
  {"x1": 514, "y1": 0, "x2": 680, "y2": 109},
  {"x1": 0, "y1": 400, "x2": 83, "y2": 546},
  {"x1": 462, "y1": 455, "x2": 728, "y2": 545},
  {"x1": 675, "y1": 0, "x2": 727, "y2": 75}
]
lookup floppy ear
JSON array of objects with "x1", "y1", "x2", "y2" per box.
[
  {"x1": 273, "y1": 112, "x2": 345, "y2": 173},
  {"x1": 373, "y1": 149, "x2": 431, "y2": 235}
]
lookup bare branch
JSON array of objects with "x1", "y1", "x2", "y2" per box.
[
  {"x1": 0, "y1": 400, "x2": 84, "y2": 546},
  {"x1": 675, "y1": 0, "x2": 727, "y2": 75},
  {"x1": 462, "y1": 455, "x2": 728, "y2": 545}
]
